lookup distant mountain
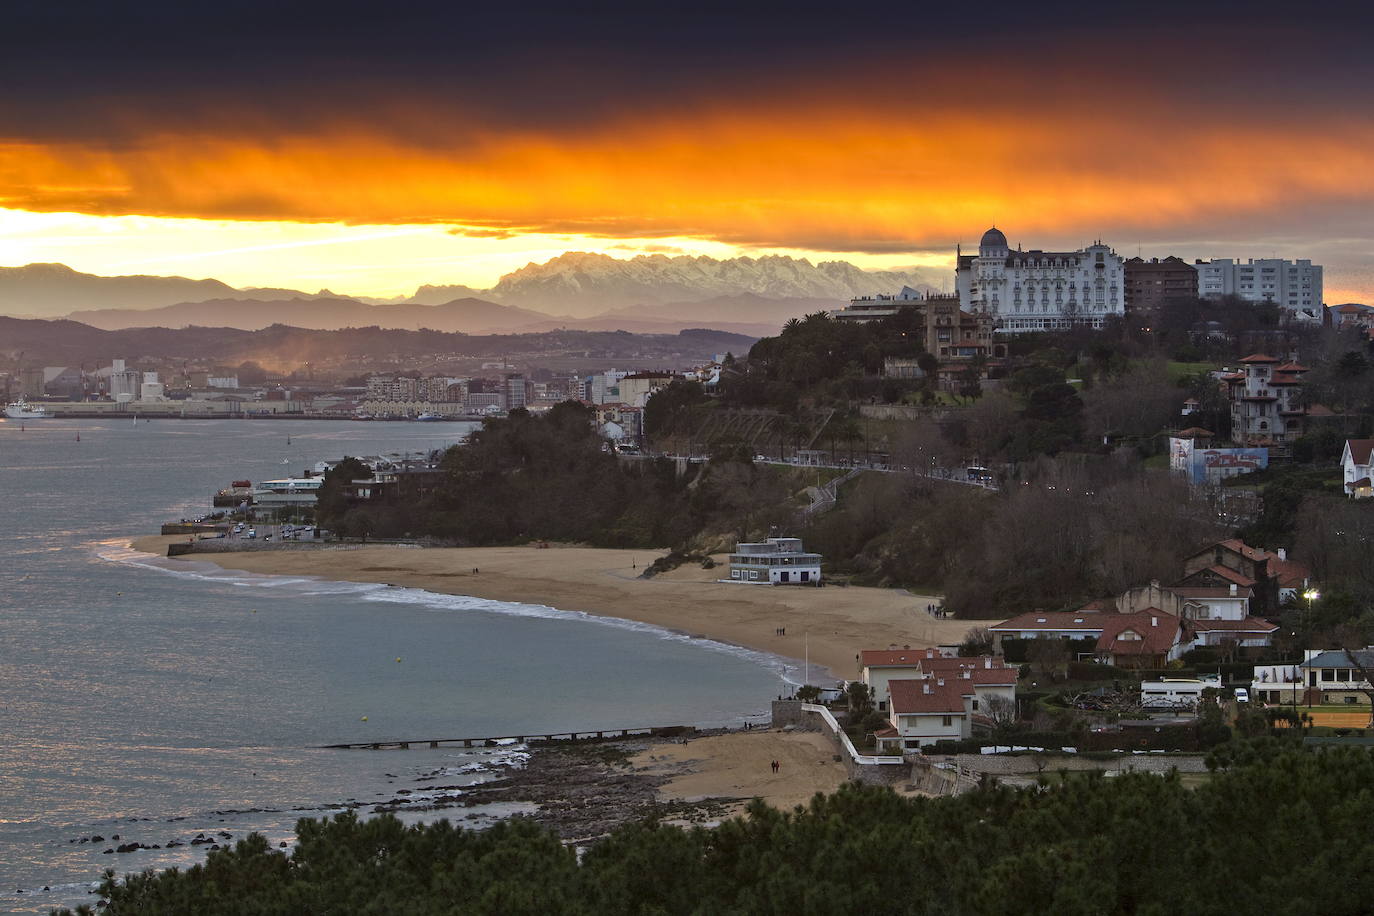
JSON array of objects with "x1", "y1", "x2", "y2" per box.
[
  {"x1": 69, "y1": 297, "x2": 558, "y2": 334},
  {"x1": 0, "y1": 253, "x2": 937, "y2": 332},
  {"x1": 482, "y1": 252, "x2": 934, "y2": 316},
  {"x1": 0, "y1": 316, "x2": 755, "y2": 368},
  {"x1": 0, "y1": 263, "x2": 324, "y2": 318}
]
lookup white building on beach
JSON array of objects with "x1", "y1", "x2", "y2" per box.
[{"x1": 727, "y1": 536, "x2": 822, "y2": 585}]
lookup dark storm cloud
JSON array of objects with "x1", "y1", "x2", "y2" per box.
[{"x1": 3, "y1": 0, "x2": 1372, "y2": 144}]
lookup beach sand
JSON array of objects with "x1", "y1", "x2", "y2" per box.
[
  {"x1": 131, "y1": 537, "x2": 973, "y2": 680},
  {"x1": 632, "y1": 729, "x2": 849, "y2": 815}
]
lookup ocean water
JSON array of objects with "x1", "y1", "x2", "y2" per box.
[{"x1": 0, "y1": 418, "x2": 788, "y2": 912}]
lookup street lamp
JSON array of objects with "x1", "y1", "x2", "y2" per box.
[{"x1": 1302, "y1": 589, "x2": 1320, "y2": 709}]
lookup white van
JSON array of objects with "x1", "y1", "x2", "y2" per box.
[{"x1": 1233, "y1": 688, "x2": 1250, "y2": 703}]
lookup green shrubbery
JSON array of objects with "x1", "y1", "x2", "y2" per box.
[{"x1": 64, "y1": 745, "x2": 1374, "y2": 915}]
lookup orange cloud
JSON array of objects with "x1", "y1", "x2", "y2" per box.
[{"x1": 4, "y1": 95, "x2": 1374, "y2": 256}]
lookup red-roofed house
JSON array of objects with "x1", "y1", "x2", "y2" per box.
[
  {"x1": 1341, "y1": 439, "x2": 1374, "y2": 499},
  {"x1": 989, "y1": 609, "x2": 1189, "y2": 669},
  {"x1": 1180, "y1": 539, "x2": 1312, "y2": 613},
  {"x1": 860, "y1": 648, "x2": 1017, "y2": 714},
  {"x1": 878, "y1": 675, "x2": 979, "y2": 750}
]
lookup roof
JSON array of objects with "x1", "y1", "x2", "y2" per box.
[
  {"x1": 889, "y1": 678, "x2": 968, "y2": 715},
  {"x1": 860, "y1": 649, "x2": 938, "y2": 668},
  {"x1": 1267, "y1": 555, "x2": 1312, "y2": 589},
  {"x1": 1307, "y1": 404, "x2": 1336, "y2": 417},
  {"x1": 989, "y1": 611, "x2": 1106, "y2": 632},
  {"x1": 1217, "y1": 539, "x2": 1269, "y2": 562},
  {"x1": 1187, "y1": 617, "x2": 1278, "y2": 633},
  {"x1": 1301, "y1": 649, "x2": 1374, "y2": 669},
  {"x1": 1170, "y1": 585, "x2": 1253, "y2": 598},
  {"x1": 1274, "y1": 361, "x2": 1309, "y2": 372},
  {"x1": 1239, "y1": 354, "x2": 1280, "y2": 363},
  {"x1": 1193, "y1": 565, "x2": 1257, "y2": 587},
  {"x1": 1346, "y1": 439, "x2": 1374, "y2": 466},
  {"x1": 1096, "y1": 611, "x2": 1185, "y2": 657},
  {"x1": 980, "y1": 226, "x2": 1008, "y2": 249},
  {"x1": 1175, "y1": 427, "x2": 1215, "y2": 438}
]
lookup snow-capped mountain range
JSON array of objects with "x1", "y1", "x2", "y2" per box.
[{"x1": 1, "y1": 252, "x2": 937, "y2": 335}]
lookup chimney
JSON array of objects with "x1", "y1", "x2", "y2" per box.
[
  {"x1": 925, "y1": 648, "x2": 934, "y2": 658},
  {"x1": 923, "y1": 682, "x2": 932, "y2": 694},
  {"x1": 962, "y1": 670, "x2": 972, "y2": 679},
  {"x1": 1277, "y1": 548, "x2": 1287, "y2": 561},
  {"x1": 937, "y1": 677, "x2": 945, "y2": 687},
  {"x1": 1229, "y1": 583, "x2": 1237, "y2": 597},
  {"x1": 1151, "y1": 616, "x2": 1158, "y2": 627},
  {"x1": 984, "y1": 657, "x2": 992, "y2": 668},
  {"x1": 1150, "y1": 579, "x2": 1160, "y2": 589}
]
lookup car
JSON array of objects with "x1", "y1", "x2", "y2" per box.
[
  {"x1": 246, "y1": 528, "x2": 257, "y2": 539},
  {"x1": 1233, "y1": 688, "x2": 1250, "y2": 703}
]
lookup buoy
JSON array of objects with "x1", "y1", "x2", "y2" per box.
[
  {"x1": 360, "y1": 716, "x2": 368, "y2": 722},
  {"x1": 395, "y1": 657, "x2": 402, "y2": 663}
]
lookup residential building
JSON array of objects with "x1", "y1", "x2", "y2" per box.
[
  {"x1": 859, "y1": 648, "x2": 1017, "y2": 713},
  {"x1": 1250, "y1": 663, "x2": 1304, "y2": 705},
  {"x1": 366, "y1": 376, "x2": 419, "y2": 401},
  {"x1": 831, "y1": 286, "x2": 925, "y2": 323},
  {"x1": 875, "y1": 677, "x2": 973, "y2": 750},
  {"x1": 726, "y1": 536, "x2": 822, "y2": 585},
  {"x1": 1328, "y1": 302, "x2": 1374, "y2": 333},
  {"x1": 251, "y1": 476, "x2": 324, "y2": 511},
  {"x1": 504, "y1": 374, "x2": 528, "y2": 411},
  {"x1": 1194, "y1": 258, "x2": 1322, "y2": 320},
  {"x1": 1123, "y1": 256, "x2": 1198, "y2": 316},
  {"x1": 616, "y1": 371, "x2": 677, "y2": 408},
  {"x1": 1223, "y1": 354, "x2": 1308, "y2": 447},
  {"x1": 1298, "y1": 649, "x2": 1374, "y2": 707},
  {"x1": 988, "y1": 609, "x2": 1190, "y2": 668},
  {"x1": 1178, "y1": 538, "x2": 1312, "y2": 613},
  {"x1": 955, "y1": 227, "x2": 1125, "y2": 332},
  {"x1": 1341, "y1": 438, "x2": 1374, "y2": 499}
]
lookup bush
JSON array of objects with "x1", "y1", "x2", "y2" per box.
[{"x1": 1068, "y1": 661, "x2": 1126, "y2": 681}]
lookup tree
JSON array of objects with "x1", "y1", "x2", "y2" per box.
[
  {"x1": 1026, "y1": 638, "x2": 1071, "y2": 681},
  {"x1": 314, "y1": 456, "x2": 372, "y2": 533}
]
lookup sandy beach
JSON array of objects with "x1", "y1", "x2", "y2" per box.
[
  {"x1": 131, "y1": 537, "x2": 972, "y2": 679},
  {"x1": 632, "y1": 729, "x2": 850, "y2": 814}
]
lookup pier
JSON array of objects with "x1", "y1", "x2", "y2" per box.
[{"x1": 321, "y1": 725, "x2": 694, "y2": 750}]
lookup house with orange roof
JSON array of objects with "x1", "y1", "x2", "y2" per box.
[
  {"x1": 859, "y1": 647, "x2": 1017, "y2": 715},
  {"x1": 875, "y1": 671, "x2": 1004, "y2": 751},
  {"x1": 988, "y1": 609, "x2": 1190, "y2": 669},
  {"x1": 1341, "y1": 438, "x2": 1374, "y2": 499}
]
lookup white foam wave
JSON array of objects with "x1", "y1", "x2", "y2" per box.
[{"x1": 96, "y1": 541, "x2": 810, "y2": 685}]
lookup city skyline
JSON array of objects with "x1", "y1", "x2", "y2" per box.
[{"x1": 3, "y1": 2, "x2": 1371, "y2": 301}]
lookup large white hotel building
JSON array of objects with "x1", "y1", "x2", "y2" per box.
[
  {"x1": 955, "y1": 227, "x2": 1125, "y2": 333},
  {"x1": 1193, "y1": 258, "x2": 1322, "y2": 320}
]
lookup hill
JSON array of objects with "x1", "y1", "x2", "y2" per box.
[
  {"x1": 0, "y1": 316, "x2": 754, "y2": 367},
  {"x1": 0, "y1": 263, "x2": 322, "y2": 318}
]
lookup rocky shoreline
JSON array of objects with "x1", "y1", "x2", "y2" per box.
[{"x1": 370, "y1": 735, "x2": 739, "y2": 842}]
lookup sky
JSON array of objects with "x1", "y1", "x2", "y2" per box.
[{"x1": 2, "y1": 1, "x2": 1372, "y2": 300}]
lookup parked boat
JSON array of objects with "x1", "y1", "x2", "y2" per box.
[
  {"x1": 5, "y1": 399, "x2": 50, "y2": 419},
  {"x1": 415, "y1": 412, "x2": 445, "y2": 422}
]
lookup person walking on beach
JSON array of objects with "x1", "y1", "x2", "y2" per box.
[{"x1": 770, "y1": 759, "x2": 779, "y2": 774}]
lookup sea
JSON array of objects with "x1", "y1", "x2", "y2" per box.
[{"x1": 0, "y1": 418, "x2": 791, "y2": 913}]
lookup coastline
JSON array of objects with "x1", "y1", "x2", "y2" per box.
[{"x1": 129, "y1": 537, "x2": 968, "y2": 679}]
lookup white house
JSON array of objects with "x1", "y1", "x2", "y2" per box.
[
  {"x1": 876, "y1": 677, "x2": 973, "y2": 750},
  {"x1": 1299, "y1": 648, "x2": 1374, "y2": 708},
  {"x1": 727, "y1": 536, "x2": 822, "y2": 585},
  {"x1": 1341, "y1": 439, "x2": 1374, "y2": 499},
  {"x1": 1250, "y1": 663, "x2": 1304, "y2": 705}
]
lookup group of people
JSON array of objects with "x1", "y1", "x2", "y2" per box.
[
  {"x1": 773, "y1": 626, "x2": 787, "y2": 636},
  {"x1": 769, "y1": 759, "x2": 781, "y2": 774}
]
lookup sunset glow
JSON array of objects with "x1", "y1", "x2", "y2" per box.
[{"x1": 2, "y1": 3, "x2": 1372, "y2": 299}]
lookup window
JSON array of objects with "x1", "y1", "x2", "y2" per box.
[
  {"x1": 941, "y1": 715, "x2": 953, "y2": 727},
  {"x1": 972, "y1": 699, "x2": 979, "y2": 710}
]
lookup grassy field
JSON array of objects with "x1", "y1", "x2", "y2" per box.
[{"x1": 1165, "y1": 360, "x2": 1218, "y2": 384}]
